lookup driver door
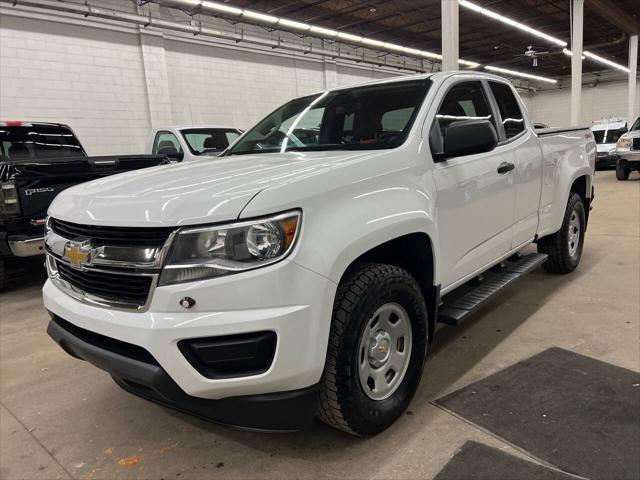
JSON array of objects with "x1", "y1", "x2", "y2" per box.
[{"x1": 429, "y1": 79, "x2": 516, "y2": 290}]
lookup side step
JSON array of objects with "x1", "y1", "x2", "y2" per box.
[{"x1": 437, "y1": 253, "x2": 548, "y2": 327}]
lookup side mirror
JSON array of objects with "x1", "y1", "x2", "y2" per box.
[
  {"x1": 158, "y1": 147, "x2": 184, "y2": 162},
  {"x1": 438, "y1": 119, "x2": 498, "y2": 160}
]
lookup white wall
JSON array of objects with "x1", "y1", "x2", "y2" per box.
[
  {"x1": 0, "y1": 10, "x2": 403, "y2": 155},
  {"x1": 528, "y1": 81, "x2": 640, "y2": 127}
]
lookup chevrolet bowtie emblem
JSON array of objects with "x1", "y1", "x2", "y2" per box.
[{"x1": 63, "y1": 241, "x2": 92, "y2": 269}]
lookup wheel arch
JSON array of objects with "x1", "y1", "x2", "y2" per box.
[{"x1": 337, "y1": 232, "x2": 439, "y2": 344}]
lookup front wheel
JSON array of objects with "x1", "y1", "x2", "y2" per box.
[
  {"x1": 616, "y1": 163, "x2": 631, "y2": 181},
  {"x1": 537, "y1": 192, "x2": 585, "y2": 273},
  {"x1": 317, "y1": 263, "x2": 428, "y2": 436}
]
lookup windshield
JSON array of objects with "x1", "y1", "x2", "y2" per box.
[
  {"x1": 181, "y1": 128, "x2": 241, "y2": 155},
  {"x1": 0, "y1": 125, "x2": 84, "y2": 161},
  {"x1": 591, "y1": 127, "x2": 627, "y2": 144},
  {"x1": 630, "y1": 117, "x2": 640, "y2": 131},
  {"x1": 227, "y1": 79, "x2": 431, "y2": 155}
]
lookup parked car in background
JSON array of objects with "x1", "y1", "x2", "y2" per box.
[
  {"x1": 146, "y1": 125, "x2": 243, "y2": 162},
  {"x1": 590, "y1": 119, "x2": 627, "y2": 169},
  {"x1": 43, "y1": 72, "x2": 595, "y2": 435},
  {"x1": 615, "y1": 116, "x2": 640, "y2": 180},
  {"x1": 0, "y1": 121, "x2": 170, "y2": 290}
]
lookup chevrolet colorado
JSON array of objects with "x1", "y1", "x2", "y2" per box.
[
  {"x1": 43, "y1": 72, "x2": 595, "y2": 435},
  {"x1": 0, "y1": 121, "x2": 169, "y2": 290}
]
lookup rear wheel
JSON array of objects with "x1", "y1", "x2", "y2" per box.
[
  {"x1": 616, "y1": 163, "x2": 631, "y2": 180},
  {"x1": 317, "y1": 263, "x2": 428, "y2": 435},
  {"x1": 537, "y1": 192, "x2": 585, "y2": 273}
]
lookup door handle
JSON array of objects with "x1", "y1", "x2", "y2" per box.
[{"x1": 497, "y1": 162, "x2": 515, "y2": 174}]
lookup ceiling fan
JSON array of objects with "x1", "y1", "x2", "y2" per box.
[{"x1": 516, "y1": 45, "x2": 550, "y2": 67}]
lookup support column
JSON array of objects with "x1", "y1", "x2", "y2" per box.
[
  {"x1": 441, "y1": 0, "x2": 459, "y2": 72},
  {"x1": 139, "y1": 30, "x2": 173, "y2": 129},
  {"x1": 323, "y1": 59, "x2": 338, "y2": 90},
  {"x1": 628, "y1": 35, "x2": 638, "y2": 124},
  {"x1": 570, "y1": 0, "x2": 584, "y2": 126}
]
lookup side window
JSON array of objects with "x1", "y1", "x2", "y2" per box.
[
  {"x1": 153, "y1": 132, "x2": 182, "y2": 154},
  {"x1": 431, "y1": 81, "x2": 494, "y2": 155},
  {"x1": 382, "y1": 107, "x2": 414, "y2": 131},
  {"x1": 225, "y1": 131, "x2": 240, "y2": 145},
  {"x1": 489, "y1": 81, "x2": 525, "y2": 139}
]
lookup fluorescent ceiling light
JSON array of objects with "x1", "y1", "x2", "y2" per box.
[
  {"x1": 584, "y1": 51, "x2": 630, "y2": 73},
  {"x1": 383, "y1": 43, "x2": 405, "y2": 52},
  {"x1": 242, "y1": 10, "x2": 278, "y2": 24},
  {"x1": 563, "y1": 48, "x2": 629, "y2": 72},
  {"x1": 459, "y1": 0, "x2": 567, "y2": 47},
  {"x1": 485, "y1": 65, "x2": 558, "y2": 84},
  {"x1": 562, "y1": 48, "x2": 585, "y2": 60},
  {"x1": 278, "y1": 18, "x2": 310, "y2": 31},
  {"x1": 360, "y1": 37, "x2": 385, "y2": 48},
  {"x1": 459, "y1": 59, "x2": 480, "y2": 68},
  {"x1": 337, "y1": 32, "x2": 363, "y2": 42},
  {"x1": 309, "y1": 25, "x2": 338, "y2": 37},
  {"x1": 201, "y1": 1, "x2": 242, "y2": 16}
]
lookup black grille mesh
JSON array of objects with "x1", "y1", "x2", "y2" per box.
[
  {"x1": 51, "y1": 218, "x2": 173, "y2": 247},
  {"x1": 56, "y1": 261, "x2": 153, "y2": 306}
]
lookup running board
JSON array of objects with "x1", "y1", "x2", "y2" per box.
[{"x1": 437, "y1": 253, "x2": 548, "y2": 327}]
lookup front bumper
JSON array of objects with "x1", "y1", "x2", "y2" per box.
[
  {"x1": 595, "y1": 153, "x2": 617, "y2": 168},
  {"x1": 618, "y1": 156, "x2": 640, "y2": 170},
  {"x1": 43, "y1": 259, "x2": 336, "y2": 428},
  {"x1": 47, "y1": 315, "x2": 318, "y2": 431},
  {"x1": 9, "y1": 236, "x2": 45, "y2": 257}
]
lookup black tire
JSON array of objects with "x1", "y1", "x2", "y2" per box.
[
  {"x1": 317, "y1": 263, "x2": 428, "y2": 435},
  {"x1": 616, "y1": 163, "x2": 631, "y2": 181},
  {"x1": 0, "y1": 257, "x2": 4, "y2": 292},
  {"x1": 537, "y1": 192, "x2": 585, "y2": 274}
]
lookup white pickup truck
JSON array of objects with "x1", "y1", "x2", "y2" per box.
[
  {"x1": 43, "y1": 72, "x2": 595, "y2": 436},
  {"x1": 146, "y1": 125, "x2": 242, "y2": 162}
]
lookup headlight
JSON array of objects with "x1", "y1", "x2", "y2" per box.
[
  {"x1": 0, "y1": 181, "x2": 20, "y2": 217},
  {"x1": 616, "y1": 136, "x2": 632, "y2": 150},
  {"x1": 159, "y1": 210, "x2": 301, "y2": 286}
]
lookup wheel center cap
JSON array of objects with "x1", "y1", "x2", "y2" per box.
[{"x1": 369, "y1": 331, "x2": 392, "y2": 366}]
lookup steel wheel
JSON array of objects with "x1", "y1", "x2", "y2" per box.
[
  {"x1": 357, "y1": 303, "x2": 413, "y2": 401},
  {"x1": 568, "y1": 208, "x2": 581, "y2": 259}
]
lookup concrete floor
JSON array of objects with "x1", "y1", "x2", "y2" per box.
[{"x1": 1, "y1": 170, "x2": 638, "y2": 480}]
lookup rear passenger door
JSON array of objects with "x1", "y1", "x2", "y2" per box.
[
  {"x1": 487, "y1": 81, "x2": 543, "y2": 248},
  {"x1": 429, "y1": 79, "x2": 516, "y2": 290}
]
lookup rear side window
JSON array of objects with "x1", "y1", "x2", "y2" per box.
[
  {"x1": 153, "y1": 132, "x2": 182, "y2": 155},
  {"x1": 0, "y1": 125, "x2": 84, "y2": 161},
  {"x1": 489, "y1": 82, "x2": 525, "y2": 139}
]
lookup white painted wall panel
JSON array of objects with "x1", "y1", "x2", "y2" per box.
[
  {"x1": 528, "y1": 81, "x2": 640, "y2": 127},
  {"x1": 0, "y1": 15, "x2": 150, "y2": 155}
]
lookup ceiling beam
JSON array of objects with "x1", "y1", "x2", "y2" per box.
[{"x1": 586, "y1": 0, "x2": 640, "y2": 35}]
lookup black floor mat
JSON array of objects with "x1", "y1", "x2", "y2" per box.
[
  {"x1": 434, "y1": 441, "x2": 576, "y2": 480},
  {"x1": 435, "y1": 347, "x2": 640, "y2": 480}
]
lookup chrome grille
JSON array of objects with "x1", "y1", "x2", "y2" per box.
[
  {"x1": 633, "y1": 137, "x2": 640, "y2": 151},
  {"x1": 46, "y1": 217, "x2": 177, "y2": 310},
  {"x1": 50, "y1": 218, "x2": 174, "y2": 247},
  {"x1": 55, "y1": 260, "x2": 153, "y2": 306}
]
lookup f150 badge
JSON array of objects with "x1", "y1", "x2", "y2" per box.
[
  {"x1": 63, "y1": 241, "x2": 92, "y2": 268},
  {"x1": 25, "y1": 187, "x2": 54, "y2": 196}
]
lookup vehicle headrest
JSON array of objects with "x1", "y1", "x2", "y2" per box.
[
  {"x1": 203, "y1": 133, "x2": 228, "y2": 150},
  {"x1": 158, "y1": 140, "x2": 176, "y2": 150},
  {"x1": 8, "y1": 143, "x2": 31, "y2": 160},
  {"x1": 440, "y1": 102, "x2": 467, "y2": 119}
]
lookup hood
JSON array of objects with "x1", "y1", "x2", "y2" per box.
[{"x1": 48, "y1": 150, "x2": 390, "y2": 227}]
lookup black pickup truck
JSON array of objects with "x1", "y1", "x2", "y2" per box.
[{"x1": 0, "y1": 121, "x2": 169, "y2": 290}]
